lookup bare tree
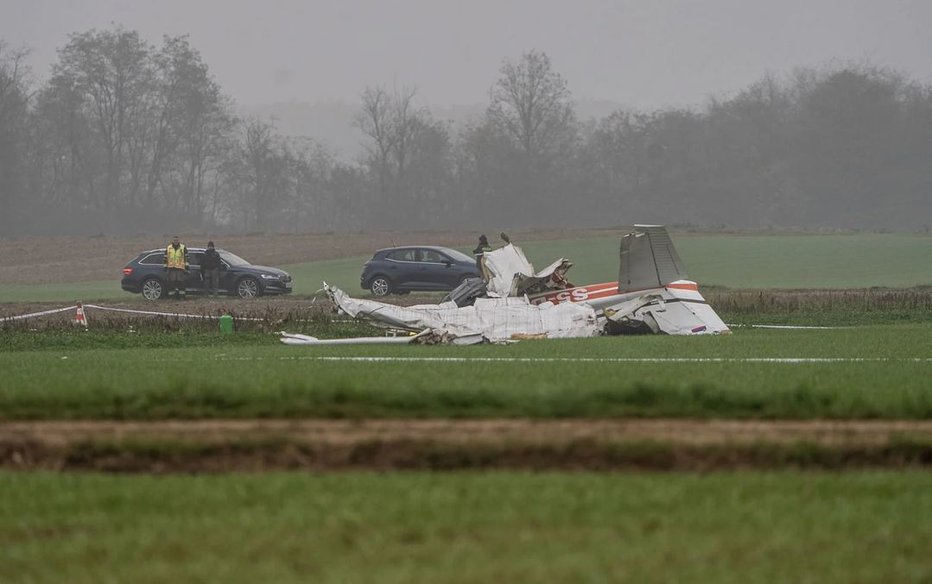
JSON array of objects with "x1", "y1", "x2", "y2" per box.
[
  {"x1": 487, "y1": 50, "x2": 575, "y2": 159},
  {"x1": 0, "y1": 41, "x2": 31, "y2": 230},
  {"x1": 479, "y1": 50, "x2": 578, "y2": 224},
  {"x1": 388, "y1": 84, "x2": 422, "y2": 183},
  {"x1": 355, "y1": 83, "x2": 437, "y2": 226},
  {"x1": 54, "y1": 27, "x2": 154, "y2": 208},
  {"x1": 32, "y1": 72, "x2": 99, "y2": 214},
  {"x1": 355, "y1": 86, "x2": 393, "y2": 204},
  {"x1": 156, "y1": 35, "x2": 234, "y2": 222},
  {"x1": 228, "y1": 117, "x2": 296, "y2": 232}
]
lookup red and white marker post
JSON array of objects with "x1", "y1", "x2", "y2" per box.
[{"x1": 73, "y1": 302, "x2": 88, "y2": 329}]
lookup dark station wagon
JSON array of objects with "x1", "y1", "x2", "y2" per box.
[
  {"x1": 360, "y1": 246, "x2": 482, "y2": 296},
  {"x1": 121, "y1": 248, "x2": 293, "y2": 300}
]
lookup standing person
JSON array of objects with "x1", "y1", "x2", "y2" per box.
[
  {"x1": 163, "y1": 235, "x2": 188, "y2": 300},
  {"x1": 473, "y1": 234, "x2": 492, "y2": 269},
  {"x1": 200, "y1": 241, "x2": 223, "y2": 297}
]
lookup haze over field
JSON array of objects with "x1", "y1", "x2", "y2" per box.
[
  {"x1": 2, "y1": 0, "x2": 931, "y2": 234},
  {"x1": 5, "y1": 0, "x2": 931, "y2": 109}
]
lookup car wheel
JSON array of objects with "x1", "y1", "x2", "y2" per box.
[
  {"x1": 237, "y1": 277, "x2": 260, "y2": 299},
  {"x1": 369, "y1": 276, "x2": 392, "y2": 296},
  {"x1": 141, "y1": 277, "x2": 164, "y2": 301}
]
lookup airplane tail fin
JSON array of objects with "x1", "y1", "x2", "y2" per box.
[{"x1": 618, "y1": 225, "x2": 688, "y2": 293}]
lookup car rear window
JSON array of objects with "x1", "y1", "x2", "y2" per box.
[
  {"x1": 387, "y1": 249, "x2": 417, "y2": 261},
  {"x1": 219, "y1": 251, "x2": 250, "y2": 266},
  {"x1": 139, "y1": 252, "x2": 164, "y2": 265}
]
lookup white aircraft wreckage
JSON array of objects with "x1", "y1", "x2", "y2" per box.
[{"x1": 281, "y1": 225, "x2": 729, "y2": 346}]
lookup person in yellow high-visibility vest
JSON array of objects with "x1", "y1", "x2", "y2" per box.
[{"x1": 163, "y1": 235, "x2": 189, "y2": 300}]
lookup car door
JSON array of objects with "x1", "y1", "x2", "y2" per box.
[
  {"x1": 217, "y1": 260, "x2": 238, "y2": 294},
  {"x1": 386, "y1": 249, "x2": 423, "y2": 288},
  {"x1": 185, "y1": 252, "x2": 205, "y2": 291},
  {"x1": 418, "y1": 249, "x2": 457, "y2": 289}
]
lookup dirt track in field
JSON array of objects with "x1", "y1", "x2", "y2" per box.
[
  {"x1": 0, "y1": 228, "x2": 621, "y2": 286},
  {"x1": 6, "y1": 418, "x2": 931, "y2": 446},
  {"x1": 3, "y1": 419, "x2": 930, "y2": 473},
  {"x1": 0, "y1": 295, "x2": 332, "y2": 319}
]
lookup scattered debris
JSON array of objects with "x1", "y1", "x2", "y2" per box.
[{"x1": 282, "y1": 225, "x2": 729, "y2": 345}]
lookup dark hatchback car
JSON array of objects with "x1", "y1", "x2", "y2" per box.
[
  {"x1": 121, "y1": 248, "x2": 293, "y2": 300},
  {"x1": 361, "y1": 246, "x2": 481, "y2": 296}
]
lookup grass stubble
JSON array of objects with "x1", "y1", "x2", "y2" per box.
[{"x1": 0, "y1": 471, "x2": 930, "y2": 583}]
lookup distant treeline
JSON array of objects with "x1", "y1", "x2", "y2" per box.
[{"x1": 2, "y1": 27, "x2": 931, "y2": 235}]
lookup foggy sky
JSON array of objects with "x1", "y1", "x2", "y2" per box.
[{"x1": 3, "y1": 0, "x2": 931, "y2": 109}]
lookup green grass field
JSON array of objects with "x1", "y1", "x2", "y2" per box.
[
  {"x1": 2, "y1": 233, "x2": 931, "y2": 302},
  {"x1": 3, "y1": 325, "x2": 931, "y2": 420},
  {"x1": 4, "y1": 232, "x2": 930, "y2": 583},
  {"x1": 2, "y1": 471, "x2": 930, "y2": 583},
  {"x1": 227, "y1": 232, "x2": 932, "y2": 291},
  {"x1": 231, "y1": 232, "x2": 932, "y2": 296}
]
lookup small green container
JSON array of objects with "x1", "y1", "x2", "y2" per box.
[{"x1": 219, "y1": 314, "x2": 234, "y2": 333}]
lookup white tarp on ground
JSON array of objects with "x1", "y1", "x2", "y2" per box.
[{"x1": 325, "y1": 285, "x2": 599, "y2": 344}]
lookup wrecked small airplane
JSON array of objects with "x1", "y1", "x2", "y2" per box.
[{"x1": 282, "y1": 225, "x2": 729, "y2": 345}]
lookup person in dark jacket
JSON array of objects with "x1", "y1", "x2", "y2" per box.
[
  {"x1": 200, "y1": 241, "x2": 224, "y2": 296},
  {"x1": 473, "y1": 234, "x2": 492, "y2": 269}
]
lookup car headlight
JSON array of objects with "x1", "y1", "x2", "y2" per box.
[{"x1": 260, "y1": 274, "x2": 279, "y2": 280}]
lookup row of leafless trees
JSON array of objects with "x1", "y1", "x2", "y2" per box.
[
  {"x1": 2, "y1": 26, "x2": 932, "y2": 235},
  {"x1": 0, "y1": 29, "x2": 237, "y2": 233}
]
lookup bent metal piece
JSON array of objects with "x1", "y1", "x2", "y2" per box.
[
  {"x1": 481, "y1": 243, "x2": 572, "y2": 298},
  {"x1": 602, "y1": 284, "x2": 730, "y2": 335},
  {"x1": 279, "y1": 332, "x2": 416, "y2": 346}
]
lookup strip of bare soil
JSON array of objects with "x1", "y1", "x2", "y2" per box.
[
  {"x1": 0, "y1": 293, "x2": 434, "y2": 320},
  {"x1": 3, "y1": 419, "x2": 929, "y2": 473}
]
